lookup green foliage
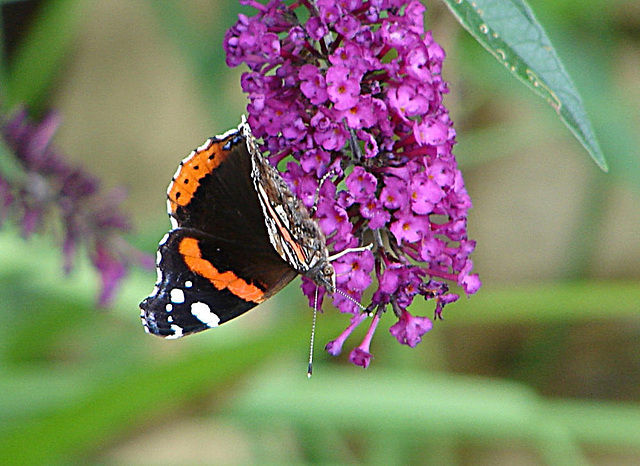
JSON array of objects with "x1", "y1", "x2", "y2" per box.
[
  {"x1": 1, "y1": 230, "x2": 640, "y2": 463},
  {"x1": 2, "y1": 0, "x2": 88, "y2": 111},
  {"x1": 442, "y1": 0, "x2": 607, "y2": 171},
  {"x1": 0, "y1": 0, "x2": 638, "y2": 464}
]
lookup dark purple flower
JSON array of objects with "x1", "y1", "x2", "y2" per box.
[
  {"x1": 389, "y1": 208, "x2": 427, "y2": 243},
  {"x1": 389, "y1": 309, "x2": 432, "y2": 347},
  {"x1": 316, "y1": 202, "x2": 344, "y2": 234},
  {"x1": 299, "y1": 64, "x2": 329, "y2": 105},
  {"x1": 92, "y1": 240, "x2": 128, "y2": 307},
  {"x1": 310, "y1": 110, "x2": 348, "y2": 151},
  {"x1": 359, "y1": 197, "x2": 390, "y2": 229},
  {"x1": 380, "y1": 176, "x2": 409, "y2": 210},
  {"x1": 326, "y1": 66, "x2": 362, "y2": 111},
  {"x1": 333, "y1": 249, "x2": 374, "y2": 291},
  {"x1": 300, "y1": 148, "x2": 331, "y2": 177},
  {"x1": 224, "y1": 0, "x2": 480, "y2": 367},
  {"x1": 388, "y1": 82, "x2": 430, "y2": 120},
  {"x1": 339, "y1": 96, "x2": 379, "y2": 129},
  {"x1": 414, "y1": 118, "x2": 450, "y2": 146},
  {"x1": 345, "y1": 166, "x2": 377, "y2": 203},
  {"x1": 349, "y1": 347, "x2": 373, "y2": 368},
  {"x1": 348, "y1": 311, "x2": 381, "y2": 368},
  {"x1": 434, "y1": 292, "x2": 459, "y2": 320},
  {"x1": 325, "y1": 312, "x2": 367, "y2": 356},
  {"x1": 0, "y1": 107, "x2": 152, "y2": 307},
  {"x1": 306, "y1": 16, "x2": 330, "y2": 41}
]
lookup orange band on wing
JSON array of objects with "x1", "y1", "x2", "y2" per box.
[
  {"x1": 167, "y1": 137, "x2": 234, "y2": 213},
  {"x1": 179, "y1": 237, "x2": 265, "y2": 303}
]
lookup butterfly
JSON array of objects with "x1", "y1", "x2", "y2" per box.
[{"x1": 140, "y1": 119, "x2": 336, "y2": 339}]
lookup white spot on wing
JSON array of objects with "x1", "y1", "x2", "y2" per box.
[
  {"x1": 172, "y1": 164, "x2": 183, "y2": 181},
  {"x1": 165, "y1": 303, "x2": 173, "y2": 312},
  {"x1": 165, "y1": 325, "x2": 184, "y2": 339},
  {"x1": 158, "y1": 233, "x2": 169, "y2": 246},
  {"x1": 170, "y1": 288, "x2": 185, "y2": 304},
  {"x1": 191, "y1": 302, "x2": 220, "y2": 327},
  {"x1": 185, "y1": 280, "x2": 193, "y2": 288},
  {"x1": 196, "y1": 139, "x2": 211, "y2": 152}
]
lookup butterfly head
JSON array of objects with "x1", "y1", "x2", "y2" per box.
[{"x1": 316, "y1": 259, "x2": 336, "y2": 294}]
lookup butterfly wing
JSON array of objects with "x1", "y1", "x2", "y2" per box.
[
  {"x1": 141, "y1": 228, "x2": 297, "y2": 338},
  {"x1": 140, "y1": 128, "x2": 297, "y2": 338}
]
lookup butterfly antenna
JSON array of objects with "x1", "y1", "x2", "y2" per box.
[
  {"x1": 311, "y1": 169, "x2": 336, "y2": 214},
  {"x1": 327, "y1": 243, "x2": 373, "y2": 262},
  {"x1": 307, "y1": 286, "x2": 319, "y2": 378},
  {"x1": 335, "y1": 288, "x2": 368, "y2": 312}
]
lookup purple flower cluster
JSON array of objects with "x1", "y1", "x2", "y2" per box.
[
  {"x1": 0, "y1": 108, "x2": 153, "y2": 306},
  {"x1": 224, "y1": 0, "x2": 480, "y2": 367}
]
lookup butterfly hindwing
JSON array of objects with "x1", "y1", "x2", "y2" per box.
[{"x1": 141, "y1": 228, "x2": 297, "y2": 338}]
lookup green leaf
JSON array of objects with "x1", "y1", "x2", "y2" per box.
[
  {"x1": 441, "y1": 0, "x2": 608, "y2": 172},
  {"x1": 229, "y1": 366, "x2": 640, "y2": 463},
  {"x1": 146, "y1": 1, "x2": 243, "y2": 121},
  {"x1": 4, "y1": 0, "x2": 88, "y2": 109}
]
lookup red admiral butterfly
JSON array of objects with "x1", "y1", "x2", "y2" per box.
[{"x1": 140, "y1": 119, "x2": 336, "y2": 339}]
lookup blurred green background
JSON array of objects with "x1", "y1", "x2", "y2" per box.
[{"x1": 1, "y1": 0, "x2": 639, "y2": 464}]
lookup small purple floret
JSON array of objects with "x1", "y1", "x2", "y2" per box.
[
  {"x1": 389, "y1": 309, "x2": 433, "y2": 347},
  {"x1": 325, "y1": 312, "x2": 367, "y2": 356},
  {"x1": 349, "y1": 312, "x2": 381, "y2": 368}
]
